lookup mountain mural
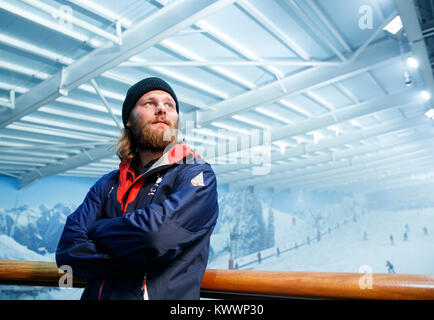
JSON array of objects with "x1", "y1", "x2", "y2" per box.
[
  {"x1": 0, "y1": 203, "x2": 76, "y2": 255},
  {"x1": 0, "y1": 188, "x2": 372, "y2": 299}
]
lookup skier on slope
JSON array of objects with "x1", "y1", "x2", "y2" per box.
[{"x1": 386, "y1": 260, "x2": 395, "y2": 273}]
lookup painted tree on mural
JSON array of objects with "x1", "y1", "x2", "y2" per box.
[
  {"x1": 265, "y1": 210, "x2": 275, "y2": 248},
  {"x1": 232, "y1": 189, "x2": 266, "y2": 257}
]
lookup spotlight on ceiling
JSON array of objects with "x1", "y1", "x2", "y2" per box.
[
  {"x1": 424, "y1": 108, "x2": 434, "y2": 119},
  {"x1": 421, "y1": 90, "x2": 431, "y2": 101},
  {"x1": 406, "y1": 57, "x2": 419, "y2": 69},
  {"x1": 383, "y1": 16, "x2": 403, "y2": 36}
]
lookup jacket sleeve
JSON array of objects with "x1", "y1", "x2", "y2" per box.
[
  {"x1": 87, "y1": 163, "x2": 219, "y2": 273},
  {"x1": 55, "y1": 172, "x2": 134, "y2": 280}
]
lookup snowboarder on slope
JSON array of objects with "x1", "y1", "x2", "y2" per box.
[{"x1": 386, "y1": 260, "x2": 395, "y2": 273}]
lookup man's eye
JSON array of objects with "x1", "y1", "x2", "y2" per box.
[
  {"x1": 165, "y1": 103, "x2": 175, "y2": 109},
  {"x1": 144, "y1": 102, "x2": 154, "y2": 107}
]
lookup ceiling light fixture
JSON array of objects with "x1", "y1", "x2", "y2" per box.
[
  {"x1": 421, "y1": 90, "x2": 431, "y2": 101},
  {"x1": 424, "y1": 108, "x2": 434, "y2": 119},
  {"x1": 271, "y1": 141, "x2": 288, "y2": 155},
  {"x1": 349, "y1": 120, "x2": 362, "y2": 128},
  {"x1": 327, "y1": 125, "x2": 342, "y2": 136},
  {"x1": 383, "y1": 16, "x2": 403, "y2": 35},
  {"x1": 211, "y1": 122, "x2": 251, "y2": 135},
  {"x1": 256, "y1": 107, "x2": 292, "y2": 124},
  {"x1": 307, "y1": 131, "x2": 325, "y2": 144},
  {"x1": 279, "y1": 99, "x2": 311, "y2": 117},
  {"x1": 232, "y1": 114, "x2": 271, "y2": 129},
  {"x1": 406, "y1": 57, "x2": 419, "y2": 69}
]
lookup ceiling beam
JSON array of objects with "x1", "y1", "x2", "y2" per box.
[
  {"x1": 219, "y1": 118, "x2": 431, "y2": 186},
  {"x1": 15, "y1": 52, "x2": 413, "y2": 185},
  {"x1": 6, "y1": 122, "x2": 114, "y2": 142},
  {"x1": 299, "y1": 164, "x2": 434, "y2": 194},
  {"x1": 395, "y1": 0, "x2": 434, "y2": 106},
  {"x1": 196, "y1": 38, "x2": 402, "y2": 126},
  {"x1": 236, "y1": 0, "x2": 311, "y2": 60},
  {"x1": 10, "y1": 85, "x2": 429, "y2": 187},
  {"x1": 274, "y1": 164, "x2": 434, "y2": 194},
  {"x1": 10, "y1": 35, "x2": 417, "y2": 185},
  {"x1": 15, "y1": 0, "x2": 237, "y2": 188},
  {"x1": 277, "y1": 150, "x2": 434, "y2": 190},
  {"x1": 212, "y1": 88, "x2": 425, "y2": 179},
  {"x1": 270, "y1": 153, "x2": 434, "y2": 193},
  {"x1": 271, "y1": 88, "x2": 421, "y2": 141},
  {"x1": 305, "y1": 0, "x2": 352, "y2": 53},
  {"x1": 0, "y1": 38, "x2": 208, "y2": 111},
  {"x1": 215, "y1": 114, "x2": 428, "y2": 179},
  {"x1": 307, "y1": 158, "x2": 434, "y2": 194},
  {"x1": 0, "y1": 0, "x2": 233, "y2": 130},
  {"x1": 19, "y1": 144, "x2": 115, "y2": 189},
  {"x1": 245, "y1": 142, "x2": 434, "y2": 192},
  {"x1": 357, "y1": 175, "x2": 434, "y2": 194},
  {"x1": 118, "y1": 59, "x2": 341, "y2": 67},
  {"x1": 0, "y1": 170, "x2": 20, "y2": 179},
  {"x1": 286, "y1": 0, "x2": 347, "y2": 61}
]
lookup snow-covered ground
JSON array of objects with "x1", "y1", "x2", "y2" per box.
[
  {"x1": 209, "y1": 207, "x2": 434, "y2": 275},
  {"x1": 2, "y1": 206, "x2": 434, "y2": 299},
  {"x1": 0, "y1": 285, "x2": 84, "y2": 300},
  {"x1": 0, "y1": 234, "x2": 53, "y2": 262}
]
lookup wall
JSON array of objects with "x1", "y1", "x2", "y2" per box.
[
  {"x1": 0, "y1": 175, "x2": 97, "y2": 210},
  {"x1": 366, "y1": 183, "x2": 434, "y2": 210},
  {"x1": 257, "y1": 187, "x2": 353, "y2": 213}
]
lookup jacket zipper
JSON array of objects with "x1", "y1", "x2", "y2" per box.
[
  {"x1": 142, "y1": 274, "x2": 149, "y2": 300},
  {"x1": 122, "y1": 172, "x2": 160, "y2": 300},
  {"x1": 98, "y1": 169, "x2": 165, "y2": 299},
  {"x1": 120, "y1": 172, "x2": 147, "y2": 215},
  {"x1": 98, "y1": 280, "x2": 106, "y2": 300},
  {"x1": 121, "y1": 170, "x2": 165, "y2": 214}
]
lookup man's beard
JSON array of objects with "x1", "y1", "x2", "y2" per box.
[{"x1": 129, "y1": 116, "x2": 178, "y2": 153}]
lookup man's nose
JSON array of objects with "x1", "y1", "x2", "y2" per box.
[{"x1": 155, "y1": 102, "x2": 167, "y2": 114}]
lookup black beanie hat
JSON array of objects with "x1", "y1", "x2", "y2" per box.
[{"x1": 122, "y1": 77, "x2": 179, "y2": 127}]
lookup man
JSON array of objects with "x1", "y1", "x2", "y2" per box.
[{"x1": 56, "y1": 77, "x2": 219, "y2": 300}]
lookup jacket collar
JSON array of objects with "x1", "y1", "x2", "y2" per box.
[{"x1": 119, "y1": 143, "x2": 201, "y2": 179}]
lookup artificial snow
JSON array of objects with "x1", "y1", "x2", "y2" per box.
[{"x1": 209, "y1": 207, "x2": 434, "y2": 275}]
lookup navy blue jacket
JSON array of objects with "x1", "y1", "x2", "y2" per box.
[{"x1": 56, "y1": 144, "x2": 219, "y2": 300}]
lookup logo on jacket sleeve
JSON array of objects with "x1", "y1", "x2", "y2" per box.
[{"x1": 191, "y1": 171, "x2": 205, "y2": 187}]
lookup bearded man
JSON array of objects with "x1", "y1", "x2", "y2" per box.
[{"x1": 56, "y1": 77, "x2": 219, "y2": 300}]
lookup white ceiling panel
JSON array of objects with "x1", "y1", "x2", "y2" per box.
[{"x1": 0, "y1": 0, "x2": 432, "y2": 194}]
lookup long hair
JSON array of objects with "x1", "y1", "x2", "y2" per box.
[
  {"x1": 116, "y1": 114, "x2": 184, "y2": 162},
  {"x1": 116, "y1": 127, "x2": 136, "y2": 162}
]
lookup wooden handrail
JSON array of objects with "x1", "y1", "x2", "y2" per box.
[
  {"x1": 201, "y1": 269, "x2": 434, "y2": 299},
  {"x1": 1, "y1": 260, "x2": 434, "y2": 299},
  {"x1": 0, "y1": 260, "x2": 86, "y2": 288}
]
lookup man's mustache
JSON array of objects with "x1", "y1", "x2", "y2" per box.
[{"x1": 150, "y1": 118, "x2": 174, "y2": 127}]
